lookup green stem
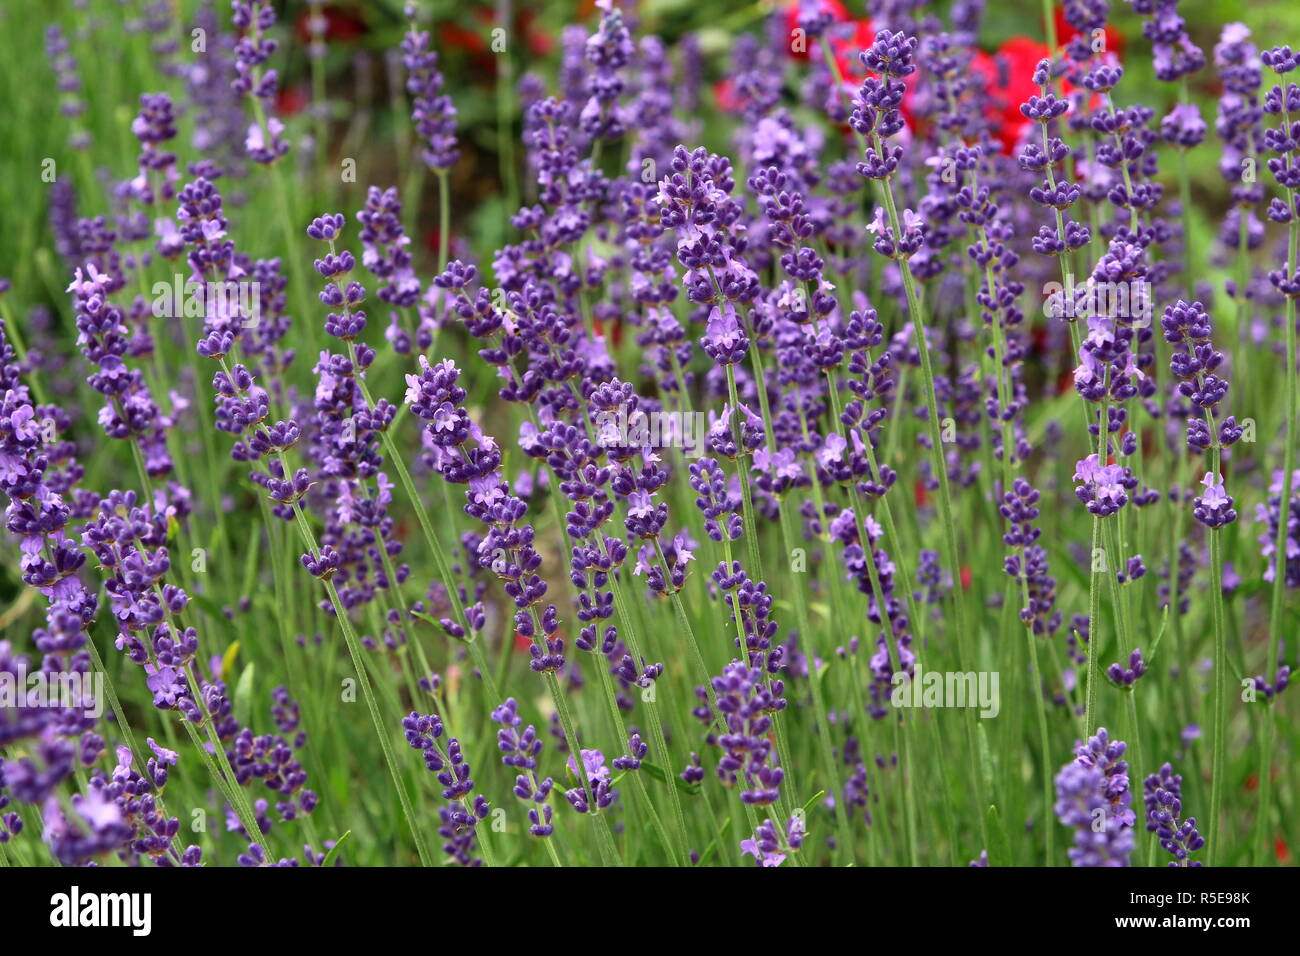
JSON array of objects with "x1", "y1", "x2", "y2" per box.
[
  {"x1": 285, "y1": 498, "x2": 437, "y2": 866},
  {"x1": 1207, "y1": 525, "x2": 1228, "y2": 868},
  {"x1": 436, "y1": 169, "x2": 451, "y2": 272},
  {"x1": 1083, "y1": 515, "x2": 1103, "y2": 738},
  {"x1": 601, "y1": 556, "x2": 694, "y2": 863},
  {"x1": 869, "y1": 149, "x2": 987, "y2": 848},
  {"x1": 177, "y1": 661, "x2": 269, "y2": 860},
  {"x1": 1262, "y1": 187, "x2": 1298, "y2": 864},
  {"x1": 725, "y1": 363, "x2": 765, "y2": 582},
  {"x1": 543, "y1": 670, "x2": 623, "y2": 865},
  {"x1": 774, "y1": 492, "x2": 856, "y2": 863},
  {"x1": 1024, "y1": 623, "x2": 1056, "y2": 865}
]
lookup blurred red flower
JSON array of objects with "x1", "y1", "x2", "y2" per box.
[
  {"x1": 970, "y1": 36, "x2": 1050, "y2": 156},
  {"x1": 713, "y1": 78, "x2": 739, "y2": 114},
  {"x1": 439, "y1": 8, "x2": 553, "y2": 76},
  {"x1": 294, "y1": 5, "x2": 366, "y2": 44},
  {"x1": 783, "y1": 0, "x2": 852, "y2": 60},
  {"x1": 1053, "y1": 7, "x2": 1123, "y2": 59},
  {"x1": 277, "y1": 83, "x2": 309, "y2": 117},
  {"x1": 592, "y1": 317, "x2": 624, "y2": 347}
]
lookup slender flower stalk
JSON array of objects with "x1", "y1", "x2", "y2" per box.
[
  {"x1": 850, "y1": 31, "x2": 989, "y2": 845},
  {"x1": 1259, "y1": 43, "x2": 1300, "y2": 866},
  {"x1": 854, "y1": 32, "x2": 974, "y2": 670},
  {"x1": 1162, "y1": 297, "x2": 1240, "y2": 862},
  {"x1": 177, "y1": 185, "x2": 435, "y2": 864},
  {"x1": 401, "y1": 5, "x2": 459, "y2": 271}
]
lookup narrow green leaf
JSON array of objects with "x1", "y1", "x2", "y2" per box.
[
  {"x1": 233, "y1": 662, "x2": 256, "y2": 730},
  {"x1": 409, "y1": 609, "x2": 471, "y2": 643},
  {"x1": 1147, "y1": 605, "x2": 1171, "y2": 667},
  {"x1": 987, "y1": 805, "x2": 1012, "y2": 867},
  {"x1": 976, "y1": 722, "x2": 995, "y2": 799},
  {"x1": 695, "y1": 816, "x2": 733, "y2": 865},
  {"x1": 220, "y1": 641, "x2": 241, "y2": 684},
  {"x1": 640, "y1": 761, "x2": 701, "y2": 796},
  {"x1": 801, "y1": 790, "x2": 827, "y2": 816},
  {"x1": 321, "y1": 830, "x2": 352, "y2": 867}
]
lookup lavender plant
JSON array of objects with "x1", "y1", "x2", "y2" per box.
[{"x1": 1, "y1": 0, "x2": 1298, "y2": 874}]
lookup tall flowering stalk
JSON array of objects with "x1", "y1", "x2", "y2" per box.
[
  {"x1": 853, "y1": 31, "x2": 974, "y2": 679},
  {"x1": 356, "y1": 185, "x2": 423, "y2": 355},
  {"x1": 1214, "y1": 25, "x2": 1263, "y2": 410},
  {"x1": 1067, "y1": 238, "x2": 1148, "y2": 746},
  {"x1": 229, "y1": 0, "x2": 312, "y2": 348},
  {"x1": 178, "y1": 181, "x2": 435, "y2": 865},
  {"x1": 402, "y1": 711, "x2": 490, "y2": 866},
  {"x1": 1127, "y1": 0, "x2": 1206, "y2": 294},
  {"x1": 1161, "y1": 298, "x2": 1239, "y2": 862},
  {"x1": 401, "y1": 6, "x2": 459, "y2": 270},
  {"x1": 711, "y1": 659, "x2": 802, "y2": 867},
  {"x1": 491, "y1": 698, "x2": 560, "y2": 858},
  {"x1": 68, "y1": 265, "x2": 176, "y2": 487},
  {"x1": 1259, "y1": 43, "x2": 1300, "y2": 868},
  {"x1": 1023, "y1": 54, "x2": 1111, "y2": 745},
  {"x1": 848, "y1": 31, "x2": 990, "y2": 848},
  {"x1": 46, "y1": 25, "x2": 90, "y2": 152},
  {"x1": 231, "y1": 0, "x2": 289, "y2": 166},
  {"x1": 403, "y1": 354, "x2": 624, "y2": 863},
  {"x1": 1000, "y1": 477, "x2": 1060, "y2": 862},
  {"x1": 659, "y1": 145, "x2": 764, "y2": 579}
]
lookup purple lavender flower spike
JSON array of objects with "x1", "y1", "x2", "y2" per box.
[
  {"x1": 491, "y1": 698, "x2": 556, "y2": 837},
  {"x1": 740, "y1": 814, "x2": 804, "y2": 867},
  {"x1": 403, "y1": 711, "x2": 490, "y2": 864},
  {"x1": 231, "y1": 0, "x2": 290, "y2": 164},
  {"x1": 1143, "y1": 762, "x2": 1204, "y2": 865},
  {"x1": 1000, "y1": 478, "x2": 1061, "y2": 635},
  {"x1": 402, "y1": 15, "x2": 459, "y2": 170},
  {"x1": 1054, "y1": 728, "x2": 1135, "y2": 866},
  {"x1": 1106, "y1": 648, "x2": 1147, "y2": 687},
  {"x1": 712, "y1": 659, "x2": 785, "y2": 806}
]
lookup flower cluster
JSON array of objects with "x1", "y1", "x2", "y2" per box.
[
  {"x1": 403, "y1": 711, "x2": 490, "y2": 864},
  {"x1": 711, "y1": 660, "x2": 785, "y2": 806},
  {"x1": 68, "y1": 265, "x2": 175, "y2": 477},
  {"x1": 231, "y1": 0, "x2": 289, "y2": 163},
  {"x1": 1054, "y1": 728, "x2": 1135, "y2": 867},
  {"x1": 402, "y1": 9, "x2": 459, "y2": 171},
  {"x1": 740, "y1": 814, "x2": 805, "y2": 867},
  {"x1": 491, "y1": 698, "x2": 555, "y2": 837},
  {"x1": 1143, "y1": 761, "x2": 1205, "y2": 866},
  {"x1": 1001, "y1": 478, "x2": 1061, "y2": 635}
]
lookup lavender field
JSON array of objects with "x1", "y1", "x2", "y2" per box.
[{"x1": 1, "y1": 0, "x2": 1297, "y2": 870}]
